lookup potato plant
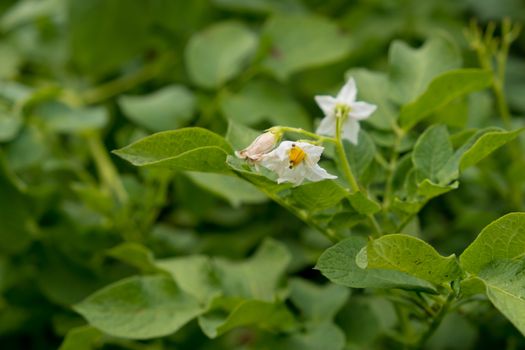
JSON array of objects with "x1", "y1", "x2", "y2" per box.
[{"x1": 1, "y1": 1, "x2": 525, "y2": 349}]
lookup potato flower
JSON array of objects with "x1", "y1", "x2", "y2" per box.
[
  {"x1": 260, "y1": 141, "x2": 336, "y2": 186},
  {"x1": 235, "y1": 130, "x2": 280, "y2": 162},
  {"x1": 315, "y1": 77, "x2": 377, "y2": 144}
]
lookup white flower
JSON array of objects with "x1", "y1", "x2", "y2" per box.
[
  {"x1": 315, "y1": 77, "x2": 377, "y2": 144},
  {"x1": 235, "y1": 131, "x2": 279, "y2": 162},
  {"x1": 260, "y1": 141, "x2": 337, "y2": 186}
]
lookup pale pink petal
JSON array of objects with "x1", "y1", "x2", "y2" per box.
[
  {"x1": 349, "y1": 101, "x2": 377, "y2": 120},
  {"x1": 336, "y1": 77, "x2": 357, "y2": 103}
]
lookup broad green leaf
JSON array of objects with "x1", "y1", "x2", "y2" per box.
[
  {"x1": 213, "y1": 238, "x2": 291, "y2": 301},
  {"x1": 113, "y1": 127, "x2": 233, "y2": 173},
  {"x1": 0, "y1": 43, "x2": 21, "y2": 78},
  {"x1": 348, "y1": 191, "x2": 381, "y2": 215},
  {"x1": 225, "y1": 120, "x2": 261, "y2": 150},
  {"x1": 211, "y1": 0, "x2": 305, "y2": 14},
  {"x1": 460, "y1": 213, "x2": 525, "y2": 274},
  {"x1": 260, "y1": 322, "x2": 345, "y2": 350},
  {"x1": 220, "y1": 79, "x2": 310, "y2": 128},
  {"x1": 389, "y1": 36, "x2": 461, "y2": 105},
  {"x1": 36, "y1": 102, "x2": 108, "y2": 133},
  {"x1": 289, "y1": 180, "x2": 348, "y2": 211},
  {"x1": 399, "y1": 69, "x2": 493, "y2": 130},
  {"x1": 262, "y1": 15, "x2": 351, "y2": 79},
  {"x1": 438, "y1": 128, "x2": 523, "y2": 184},
  {"x1": 68, "y1": 0, "x2": 150, "y2": 75},
  {"x1": 316, "y1": 237, "x2": 436, "y2": 292},
  {"x1": 106, "y1": 242, "x2": 157, "y2": 273},
  {"x1": 0, "y1": 111, "x2": 21, "y2": 142},
  {"x1": 412, "y1": 125, "x2": 453, "y2": 183},
  {"x1": 344, "y1": 130, "x2": 376, "y2": 179},
  {"x1": 1, "y1": 0, "x2": 62, "y2": 30},
  {"x1": 119, "y1": 85, "x2": 196, "y2": 132},
  {"x1": 227, "y1": 155, "x2": 288, "y2": 193},
  {"x1": 58, "y1": 326, "x2": 102, "y2": 350},
  {"x1": 199, "y1": 299, "x2": 296, "y2": 338},
  {"x1": 0, "y1": 157, "x2": 33, "y2": 254},
  {"x1": 185, "y1": 21, "x2": 258, "y2": 89},
  {"x1": 417, "y1": 179, "x2": 458, "y2": 199},
  {"x1": 186, "y1": 172, "x2": 267, "y2": 207},
  {"x1": 347, "y1": 69, "x2": 397, "y2": 130},
  {"x1": 289, "y1": 278, "x2": 349, "y2": 322},
  {"x1": 156, "y1": 255, "x2": 221, "y2": 306},
  {"x1": 477, "y1": 260, "x2": 525, "y2": 336},
  {"x1": 74, "y1": 276, "x2": 203, "y2": 339},
  {"x1": 356, "y1": 234, "x2": 462, "y2": 285}
]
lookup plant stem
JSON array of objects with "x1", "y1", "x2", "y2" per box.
[
  {"x1": 273, "y1": 126, "x2": 336, "y2": 144},
  {"x1": 334, "y1": 114, "x2": 360, "y2": 193},
  {"x1": 414, "y1": 293, "x2": 454, "y2": 349},
  {"x1": 81, "y1": 54, "x2": 169, "y2": 104},
  {"x1": 384, "y1": 128, "x2": 404, "y2": 209},
  {"x1": 85, "y1": 132, "x2": 128, "y2": 204}
]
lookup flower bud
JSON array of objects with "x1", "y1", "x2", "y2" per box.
[{"x1": 235, "y1": 131, "x2": 279, "y2": 161}]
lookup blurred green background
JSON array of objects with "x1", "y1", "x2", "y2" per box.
[{"x1": 0, "y1": 0, "x2": 524, "y2": 349}]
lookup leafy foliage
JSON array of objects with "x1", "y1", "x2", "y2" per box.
[{"x1": 1, "y1": 1, "x2": 525, "y2": 349}]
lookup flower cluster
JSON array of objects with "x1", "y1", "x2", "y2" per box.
[{"x1": 235, "y1": 78, "x2": 376, "y2": 186}]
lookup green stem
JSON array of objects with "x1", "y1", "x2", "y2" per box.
[
  {"x1": 81, "y1": 55, "x2": 168, "y2": 104},
  {"x1": 334, "y1": 114, "x2": 359, "y2": 193},
  {"x1": 414, "y1": 293, "x2": 454, "y2": 349},
  {"x1": 85, "y1": 132, "x2": 128, "y2": 204},
  {"x1": 384, "y1": 128, "x2": 404, "y2": 209},
  {"x1": 272, "y1": 126, "x2": 336, "y2": 144}
]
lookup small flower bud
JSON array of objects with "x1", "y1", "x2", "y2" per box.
[{"x1": 235, "y1": 131, "x2": 279, "y2": 161}]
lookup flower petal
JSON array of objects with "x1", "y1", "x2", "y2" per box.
[
  {"x1": 304, "y1": 162, "x2": 337, "y2": 182},
  {"x1": 299, "y1": 142, "x2": 324, "y2": 163},
  {"x1": 342, "y1": 118, "x2": 360, "y2": 145},
  {"x1": 314, "y1": 95, "x2": 337, "y2": 116},
  {"x1": 336, "y1": 77, "x2": 357, "y2": 103},
  {"x1": 315, "y1": 114, "x2": 337, "y2": 137},
  {"x1": 349, "y1": 101, "x2": 377, "y2": 120}
]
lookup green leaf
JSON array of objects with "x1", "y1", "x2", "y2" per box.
[
  {"x1": 289, "y1": 180, "x2": 349, "y2": 211},
  {"x1": 262, "y1": 15, "x2": 351, "y2": 79},
  {"x1": 348, "y1": 191, "x2": 381, "y2": 215},
  {"x1": 156, "y1": 255, "x2": 221, "y2": 306},
  {"x1": 356, "y1": 234, "x2": 462, "y2": 285},
  {"x1": 0, "y1": 157, "x2": 33, "y2": 254},
  {"x1": 412, "y1": 125, "x2": 453, "y2": 183},
  {"x1": 186, "y1": 172, "x2": 267, "y2": 207},
  {"x1": 225, "y1": 120, "x2": 261, "y2": 150},
  {"x1": 344, "y1": 130, "x2": 376, "y2": 179},
  {"x1": 460, "y1": 213, "x2": 525, "y2": 275},
  {"x1": 36, "y1": 102, "x2": 108, "y2": 133},
  {"x1": 417, "y1": 179, "x2": 459, "y2": 199},
  {"x1": 68, "y1": 0, "x2": 150, "y2": 75},
  {"x1": 260, "y1": 322, "x2": 345, "y2": 350},
  {"x1": 211, "y1": 0, "x2": 305, "y2": 14},
  {"x1": 399, "y1": 69, "x2": 493, "y2": 130},
  {"x1": 438, "y1": 128, "x2": 523, "y2": 183},
  {"x1": 289, "y1": 278, "x2": 349, "y2": 322},
  {"x1": 220, "y1": 79, "x2": 310, "y2": 128},
  {"x1": 389, "y1": 36, "x2": 461, "y2": 105},
  {"x1": 316, "y1": 237, "x2": 436, "y2": 292},
  {"x1": 0, "y1": 110, "x2": 21, "y2": 142},
  {"x1": 106, "y1": 242, "x2": 158, "y2": 273},
  {"x1": 185, "y1": 21, "x2": 258, "y2": 89},
  {"x1": 119, "y1": 85, "x2": 196, "y2": 132},
  {"x1": 347, "y1": 69, "x2": 397, "y2": 130},
  {"x1": 58, "y1": 326, "x2": 102, "y2": 350},
  {"x1": 74, "y1": 276, "x2": 203, "y2": 339},
  {"x1": 199, "y1": 299, "x2": 296, "y2": 338},
  {"x1": 213, "y1": 238, "x2": 291, "y2": 301},
  {"x1": 113, "y1": 127, "x2": 233, "y2": 173}
]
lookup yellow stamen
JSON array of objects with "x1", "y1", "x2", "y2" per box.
[{"x1": 288, "y1": 144, "x2": 306, "y2": 169}]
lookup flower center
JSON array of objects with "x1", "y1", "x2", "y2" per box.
[
  {"x1": 288, "y1": 144, "x2": 306, "y2": 169},
  {"x1": 335, "y1": 104, "x2": 351, "y2": 120}
]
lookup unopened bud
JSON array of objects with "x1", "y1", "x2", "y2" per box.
[{"x1": 235, "y1": 131, "x2": 280, "y2": 161}]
